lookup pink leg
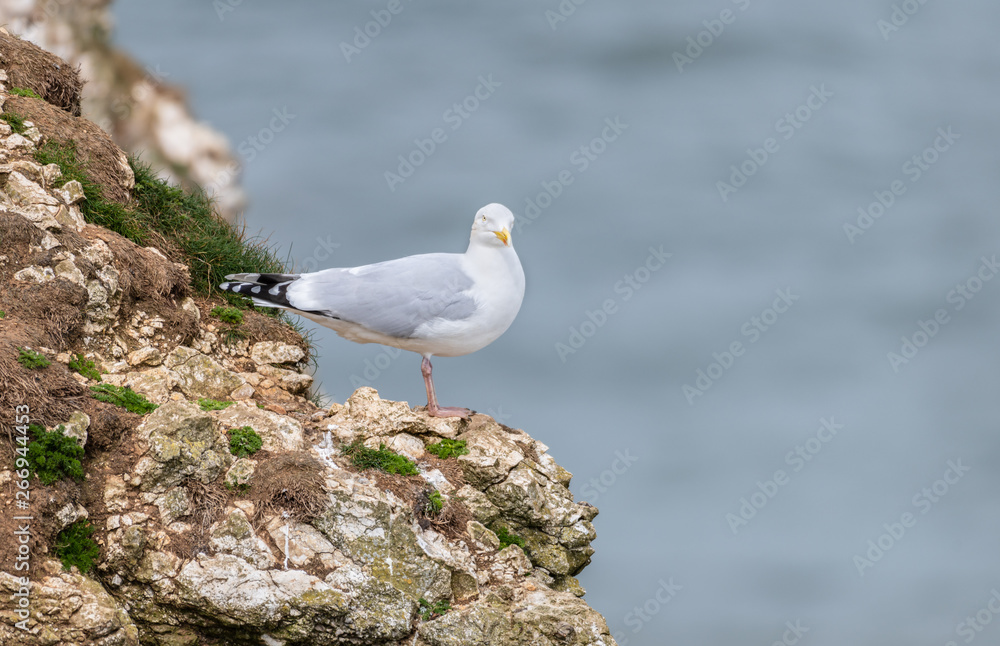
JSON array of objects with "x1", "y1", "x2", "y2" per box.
[{"x1": 421, "y1": 356, "x2": 471, "y2": 418}]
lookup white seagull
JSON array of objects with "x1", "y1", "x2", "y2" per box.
[{"x1": 219, "y1": 203, "x2": 525, "y2": 418}]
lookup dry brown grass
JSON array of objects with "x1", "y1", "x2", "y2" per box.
[
  {"x1": 250, "y1": 452, "x2": 327, "y2": 526},
  {"x1": 13, "y1": 279, "x2": 89, "y2": 348},
  {"x1": 0, "y1": 30, "x2": 83, "y2": 115},
  {"x1": 415, "y1": 491, "x2": 472, "y2": 543},
  {"x1": 0, "y1": 342, "x2": 87, "y2": 431},
  {"x1": 79, "y1": 397, "x2": 141, "y2": 454},
  {"x1": 176, "y1": 479, "x2": 232, "y2": 556},
  {"x1": 186, "y1": 479, "x2": 230, "y2": 534}
]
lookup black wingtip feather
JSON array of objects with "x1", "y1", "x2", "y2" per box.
[{"x1": 219, "y1": 279, "x2": 297, "y2": 308}]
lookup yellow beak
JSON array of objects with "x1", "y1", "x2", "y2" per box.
[{"x1": 493, "y1": 227, "x2": 510, "y2": 246}]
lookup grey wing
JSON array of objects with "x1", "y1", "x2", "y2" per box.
[{"x1": 285, "y1": 253, "x2": 477, "y2": 338}]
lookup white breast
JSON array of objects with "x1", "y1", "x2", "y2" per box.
[{"x1": 410, "y1": 245, "x2": 524, "y2": 357}]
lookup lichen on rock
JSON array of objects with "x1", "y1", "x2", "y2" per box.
[{"x1": 133, "y1": 400, "x2": 232, "y2": 493}]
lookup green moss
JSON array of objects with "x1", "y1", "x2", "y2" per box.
[
  {"x1": 210, "y1": 306, "x2": 244, "y2": 325},
  {"x1": 494, "y1": 526, "x2": 526, "y2": 551},
  {"x1": 225, "y1": 480, "x2": 251, "y2": 493},
  {"x1": 425, "y1": 438, "x2": 469, "y2": 459},
  {"x1": 68, "y1": 353, "x2": 101, "y2": 381},
  {"x1": 210, "y1": 306, "x2": 247, "y2": 345},
  {"x1": 55, "y1": 521, "x2": 100, "y2": 573},
  {"x1": 0, "y1": 311, "x2": 6, "y2": 318},
  {"x1": 1, "y1": 111, "x2": 27, "y2": 134},
  {"x1": 10, "y1": 87, "x2": 41, "y2": 99},
  {"x1": 198, "y1": 398, "x2": 234, "y2": 411},
  {"x1": 90, "y1": 384, "x2": 157, "y2": 414},
  {"x1": 228, "y1": 426, "x2": 263, "y2": 458},
  {"x1": 425, "y1": 489, "x2": 443, "y2": 516},
  {"x1": 221, "y1": 328, "x2": 248, "y2": 345},
  {"x1": 342, "y1": 440, "x2": 419, "y2": 476},
  {"x1": 17, "y1": 347, "x2": 50, "y2": 369},
  {"x1": 27, "y1": 425, "x2": 84, "y2": 486},
  {"x1": 33, "y1": 141, "x2": 288, "y2": 307},
  {"x1": 418, "y1": 597, "x2": 451, "y2": 621}
]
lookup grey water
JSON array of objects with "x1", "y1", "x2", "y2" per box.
[{"x1": 112, "y1": 1, "x2": 1000, "y2": 644}]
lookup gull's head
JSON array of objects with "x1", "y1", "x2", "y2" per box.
[{"x1": 471, "y1": 203, "x2": 515, "y2": 249}]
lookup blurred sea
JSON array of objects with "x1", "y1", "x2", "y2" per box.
[{"x1": 113, "y1": 1, "x2": 1000, "y2": 644}]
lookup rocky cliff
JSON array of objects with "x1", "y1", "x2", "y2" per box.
[
  {"x1": 0, "y1": 0, "x2": 247, "y2": 221},
  {"x1": 0, "y1": 32, "x2": 616, "y2": 646}
]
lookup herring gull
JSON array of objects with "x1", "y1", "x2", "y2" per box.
[{"x1": 219, "y1": 203, "x2": 525, "y2": 417}]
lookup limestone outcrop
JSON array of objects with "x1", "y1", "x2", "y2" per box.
[{"x1": 0, "y1": 0, "x2": 247, "y2": 221}]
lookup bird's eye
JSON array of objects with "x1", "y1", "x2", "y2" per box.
[{"x1": 481, "y1": 215, "x2": 487, "y2": 222}]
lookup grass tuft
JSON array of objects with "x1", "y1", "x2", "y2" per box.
[
  {"x1": 425, "y1": 489, "x2": 444, "y2": 516},
  {"x1": 34, "y1": 140, "x2": 145, "y2": 240},
  {"x1": 250, "y1": 453, "x2": 327, "y2": 523},
  {"x1": 33, "y1": 141, "x2": 288, "y2": 306},
  {"x1": 1, "y1": 111, "x2": 27, "y2": 134},
  {"x1": 342, "y1": 440, "x2": 419, "y2": 476},
  {"x1": 55, "y1": 521, "x2": 100, "y2": 573},
  {"x1": 17, "y1": 347, "x2": 50, "y2": 369},
  {"x1": 425, "y1": 438, "x2": 469, "y2": 459},
  {"x1": 10, "y1": 87, "x2": 41, "y2": 99},
  {"x1": 211, "y1": 306, "x2": 247, "y2": 345},
  {"x1": 27, "y1": 424, "x2": 84, "y2": 485},
  {"x1": 90, "y1": 384, "x2": 158, "y2": 414},
  {"x1": 210, "y1": 306, "x2": 244, "y2": 325},
  {"x1": 418, "y1": 598, "x2": 451, "y2": 621},
  {"x1": 494, "y1": 526, "x2": 526, "y2": 551},
  {"x1": 228, "y1": 426, "x2": 263, "y2": 458},
  {"x1": 199, "y1": 398, "x2": 234, "y2": 411},
  {"x1": 225, "y1": 480, "x2": 251, "y2": 493},
  {"x1": 220, "y1": 328, "x2": 248, "y2": 345},
  {"x1": 308, "y1": 387, "x2": 331, "y2": 409},
  {"x1": 68, "y1": 353, "x2": 101, "y2": 381}
]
